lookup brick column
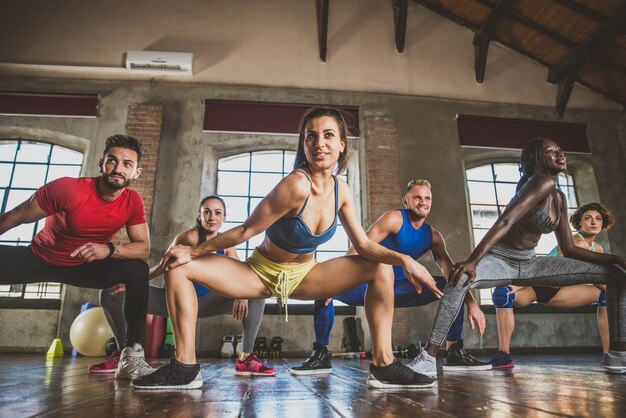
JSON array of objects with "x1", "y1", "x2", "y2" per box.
[
  {"x1": 364, "y1": 115, "x2": 410, "y2": 347},
  {"x1": 114, "y1": 104, "x2": 163, "y2": 244}
]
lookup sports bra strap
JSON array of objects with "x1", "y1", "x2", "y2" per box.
[
  {"x1": 292, "y1": 169, "x2": 338, "y2": 218},
  {"x1": 293, "y1": 169, "x2": 312, "y2": 216}
]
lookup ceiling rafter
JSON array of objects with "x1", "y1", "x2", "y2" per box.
[
  {"x1": 317, "y1": 0, "x2": 330, "y2": 62},
  {"x1": 550, "y1": 6, "x2": 626, "y2": 117},
  {"x1": 549, "y1": 8, "x2": 626, "y2": 84},
  {"x1": 393, "y1": 0, "x2": 409, "y2": 53},
  {"x1": 472, "y1": 0, "x2": 514, "y2": 83},
  {"x1": 552, "y1": 0, "x2": 608, "y2": 23},
  {"x1": 413, "y1": 0, "x2": 626, "y2": 109},
  {"x1": 472, "y1": 0, "x2": 626, "y2": 77}
]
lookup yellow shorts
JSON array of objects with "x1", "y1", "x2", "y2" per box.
[{"x1": 245, "y1": 249, "x2": 317, "y2": 320}]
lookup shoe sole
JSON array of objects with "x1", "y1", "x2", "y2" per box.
[
  {"x1": 442, "y1": 364, "x2": 492, "y2": 371},
  {"x1": 131, "y1": 380, "x2": 204, "y2": 390},
  {"x1": 367, "y1": 379, "x2": 436, "y2": 389},
  {"x1": 288, "y1": 368, "x2": 332, "y2": 375},
  {"x1": 235, "y1": 371, "x2": 277, "y2": 376},
  {"x1": 491, "y1": 362, "x2": 514, "y2": 369},
  {"x1": 603, "y1": 366, "x2": 626, "y2": 374},
  {"x1": 89, "y1": 368, "x2": 118, "y2": 374},
  {"x1": 115, "y1": 370, "x2": 155, "y2": 380}
]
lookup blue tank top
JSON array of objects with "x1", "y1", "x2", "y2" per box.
[
  {"x1": 193, "y1": 248, "x2": 225, "y2": 297},
  {"x1": 265, "y1": 170, "x2": 339, "y2": 254},
  {"x1": 546, "y1": 232, "x2": 595, "y2": 257},
  {"x1": 378, "y1": 209, "x2": 433, "y2": 281}
]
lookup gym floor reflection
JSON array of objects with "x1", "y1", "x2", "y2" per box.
[{"x1": 1, "y1": 353, "x2": 623, "y2": 417}]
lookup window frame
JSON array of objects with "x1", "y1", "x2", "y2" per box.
[{"x1": 0, "y1": 138, "x2": 85, "y2": 309}]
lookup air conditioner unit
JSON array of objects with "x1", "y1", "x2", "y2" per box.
[{"x1": 125, "y1": 51, "x2": 193, "y2": 76}]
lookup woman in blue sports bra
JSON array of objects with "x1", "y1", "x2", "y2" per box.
[
  {"x1": 408, "y1": 138, "x2": 626, "y2": 378},
  {"x1": 133, "y1": 107, "x2": 443, "y2": 390},
  {"x1": 490, "y1": 202, "x2": 615, "y2": 368}
]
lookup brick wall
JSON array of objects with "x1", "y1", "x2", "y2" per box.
[
  {"x1": 364, "y1": 114, "x2": 411, "y2": 347},
  {"x1": 114, "y1": 104, "x2": 163, "y2": 244}
]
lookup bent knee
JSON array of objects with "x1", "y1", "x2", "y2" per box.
[
  {"x1": 370, "y1": 263, "x2": 394, "y2": 284},
  {"x1": 164, "y1": 263, "x2": 195, "y2": 285}
]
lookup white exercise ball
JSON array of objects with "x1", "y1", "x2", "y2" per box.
[{"x1": 69, "y1": 307, "x2": 114, "y2": 357}]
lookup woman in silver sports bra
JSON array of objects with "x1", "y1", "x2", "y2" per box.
[
  {"x1": 491, "y1": 202, "x2": 616, "y2": 369},
  {"x1": 408, "y1": 138, "x2": 626, "y2": 378}
]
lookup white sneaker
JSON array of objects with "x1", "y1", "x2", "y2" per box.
[
  {"x1": 115, "y1": 344, "x2": 155, "y2": 380},
  {"x1": 603, "y1": 351, "x2": 626, "y2": 374},
  {"x1": 407, "y1": 350, "x2": 437, "y2": 379}
]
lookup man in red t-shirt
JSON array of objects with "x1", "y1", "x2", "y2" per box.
[{"x1": 0, "y1": 135, "x2": 153, "y2": 380}]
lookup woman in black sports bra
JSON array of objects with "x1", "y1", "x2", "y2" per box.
[{"x1": 408, "y1": 138, "x2": 626, "y2": 378}]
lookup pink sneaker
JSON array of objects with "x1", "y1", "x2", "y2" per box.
[
  {"x1": 235, "y1": 353, "x2": 277, "y2": 376},
  {"x1": 88, "y1": 350, "x2": 121, "y2": 373}
]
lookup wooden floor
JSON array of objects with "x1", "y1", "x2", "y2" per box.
[{"x1": 0, "y1": 353, "x2": 624, "y2": 417}]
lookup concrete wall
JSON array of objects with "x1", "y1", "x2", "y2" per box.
[{"x1": 0, "y1": 76, "x2": 624, "y2": 354}]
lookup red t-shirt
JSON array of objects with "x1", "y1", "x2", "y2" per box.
[{"x1": 31, "y1": 177, "x2": 146, "y2": 266}]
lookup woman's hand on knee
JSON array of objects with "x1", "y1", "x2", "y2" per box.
[
  {"x1": 451, "y1": 260, "x2": 477, "y2": 287},
  {"x1": 161, "y1": 245, "x2": 193, "y2": 271}
]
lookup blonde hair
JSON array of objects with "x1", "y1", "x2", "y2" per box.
[{"x1": 406, "y1": 179, "x2": 431, "y2": 192}]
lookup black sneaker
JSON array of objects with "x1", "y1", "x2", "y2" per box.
[
  {"x1": 442, "y1": 340, "x2": 491, "y2": 371},
  {"x1": 289, "y1": 342, "x2": 332, "y2": 375},
  {"x1": 367, "y1": 360, "x2": 435, "y2": 389},
  {"x1": 131, "y1": 359, "x2": 203, "y2": 390}
]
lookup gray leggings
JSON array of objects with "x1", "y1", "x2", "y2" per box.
[
  {"x1": 100, "y1": 285, "x2": 265, "y2": 353},
  {"x1": 429, "y1": 243, "x2": 626, "y2": 346}
]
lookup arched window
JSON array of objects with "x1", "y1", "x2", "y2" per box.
[
  {"x1": 466, "y1": 162, "x2": 578, "y2": 304},
  {"x1": 216, "y1": 150, "x2": 350, "y2": 305},
  {"x1": 0, "y1": 140, "x2": 83, "y2": 301}
]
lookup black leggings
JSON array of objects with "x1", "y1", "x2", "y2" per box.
[{"x1": 0, "y1": 245, "x2": 149, "y2": 347}]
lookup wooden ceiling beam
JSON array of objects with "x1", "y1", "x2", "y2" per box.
[
  {"x1": 555, "y1": 63, "x2": 579, "y2": 118},
  {"x1": 471, "y1": 0, "x2": 626, "y2": 77},
  {"x1": 318, "y1": 0, "x2": 330, "y2": 62},
  {"x1": 552, "y1": 0, "x2": 608, "y2": 23},
  {"x1": 548, "y1": 8, "x2": 626, "y2": 84},
  {"x1": 393, "y1": 0, "x2": 409, "y2": 53},
  {"x1": 413, "y1": 0, "x2": 626, "y2": 106},
  {"x1": 472, "y1": 0, "x2": 513, "y2": 83}
]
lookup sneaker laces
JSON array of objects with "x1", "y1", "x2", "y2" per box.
[
  {"x1": 245, "y1": 353, "x2": 265, "y2": 370},
  {"x1": 105, "y1": 350, "x2": 121, "y2": 366},
  {"x1": 408, "y1": 350, "x2": 434, "y2": 368},
  {"x1": 123, "y1": 353, "x2": 154, "y2": 375}
]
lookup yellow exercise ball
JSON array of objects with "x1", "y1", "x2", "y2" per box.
[{"x1": 69, "y1": 307, "x2": 114, "y2": 357}]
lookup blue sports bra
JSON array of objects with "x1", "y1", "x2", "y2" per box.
[
  {"x1": 193, "y1": 226, "x2": 224, "y2": 297},
  {"x1": 265, "y1": 170, "x2": 339, "y2": 254}
]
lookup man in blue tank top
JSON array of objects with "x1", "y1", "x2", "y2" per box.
[{"x1": 289, "y1": 180, "x2": 489, "y2": 376}]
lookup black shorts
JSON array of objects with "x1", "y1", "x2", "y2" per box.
[{"x1": 532, "y1": 286, "x2": 560, "y2": 304}]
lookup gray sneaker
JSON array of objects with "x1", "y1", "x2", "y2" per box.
[
  {"x1": 115, "y1": 344, "x2": 155, "y2": 380},
  {"x1": 603, "y1": 351, "x2": 626, "y2": 374},
  {"x1": 407, "y1": 350, "x2": 437, "y2": 379}
]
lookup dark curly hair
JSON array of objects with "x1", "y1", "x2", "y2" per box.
[
  {"x1": 293, "y1": 107, "x2": 350, "y2": 175},
  {"x1": 104, "y1": 134, "x2": 143, "y2": 163},
  {"x1": 570, "y1": 202, "x2": 614, "y2": 232}
]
